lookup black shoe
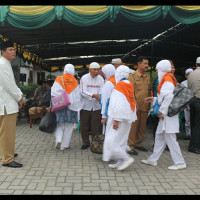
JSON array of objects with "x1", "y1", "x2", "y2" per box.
[
  {"x1": 81, "y1": 144, "x2": 90, "y2": 150},
  {"x1": 184, "y1": 136, "x2": 190, "y2": 140},
  {"x1": 135, "y1": 146, "x2": 148, "y2": 152},
  {"x1": 128, "y1": 149, "x2": 139, "y2": 155},
  {"x1": 2, "y1": 161, "x2": 23, "y2": 168},
  {"x1": 188, "y1": 149, "x2": 200, "y2": 154}
]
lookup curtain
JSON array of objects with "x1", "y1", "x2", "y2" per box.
[{"x1": 1, "y1": 5, "x2": 200, "y2": 29}]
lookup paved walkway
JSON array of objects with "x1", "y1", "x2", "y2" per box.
[{"x1": 0, "y1": 118, "x2": 200, "y2": 195}]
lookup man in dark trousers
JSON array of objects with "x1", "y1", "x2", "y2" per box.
[{"x1": 187, "y1": 57, "x2": 200, "y2": 154}]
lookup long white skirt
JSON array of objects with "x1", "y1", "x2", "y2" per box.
[{"x1": 102, "y1": 117, "x2": 131, "y2": 162}]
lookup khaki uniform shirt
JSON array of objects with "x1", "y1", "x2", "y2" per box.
[
  {"x1": 188, "y1": 67, "x2": 200, "y2": 99},
  {"x1": 128, "y1": 70, "x2": 152, "y2": 112}
]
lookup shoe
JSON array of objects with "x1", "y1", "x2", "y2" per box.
[
  {"x1": 141, "y1": 159, "x2": 157, "y2": 166},
  {"x1": 188, "y1": 149, "x2": 200, "y2": 154},
  {"x1": 108, "y1": 164, "x2": 118, "y2": 169},
  {"x1": 2, "y1": 161, "x2": 23, "y2": 168},
  {"x1": 135, "y1": 146, "x2": 148, "y2": 152},
  {"x1": 55, "y1": 142, "x2": 61, "y2": 149},
  {"x1": 60, "y1": 146, "x2": 70, "y2": 151},
  {"x1": 184, "y1": 136, "x2": 190, "y2": 140},
  {"x1": 168, "y1": 163, "x2": 186, "y2": 170},
  {"x1": 128, "y1": 149, "x2": 138, "y2": 155},
  {"x1": 81, "y1": 144, "x2": 90, "y2": 150},
  {"x1": 117, "y1": 157, "x2": 135, "y2": 171}
]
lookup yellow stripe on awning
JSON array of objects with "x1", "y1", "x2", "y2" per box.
[
  {"x1": 9, "y1": 6, "x2": 54, "y2": 15},
  {"x1": 121, "y1": 5, "x2": 157, "y2": 11},
  {"x1": 175, "y1": 5, "x2": 200, "y2": 11},
  {"x1": 65, "y1": 6, "x2": 108, "y2": 15},
  {"x1": 75, "y1": 65, "x2": 83, "y2": 69}
]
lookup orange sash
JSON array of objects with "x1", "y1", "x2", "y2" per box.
[
  {"x1": 157, "y1": 72, "x2": 177, "y2": 95},
  {"x1": 55, "y1": 74, "x2": 78, "y2": 94},
  {"x1": 107, "y1": 76, "x2": 116, "y2": 86},
  {"x1": 114, "y1": 81, "x2": 135, "y2": 112}
]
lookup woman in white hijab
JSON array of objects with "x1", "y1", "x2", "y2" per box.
[
  {"x1": 141, "y1": 60, "x2": 186, "y2": 170},
  {"x1": 100, "y1": 64, "x2": 116, "y2": 125},
  {"x1": 103, "y1": 65, "x2": 137, "y2": 171},
  {"x1": 51, "y1": 64, "x2": 83, "y2": 150}
]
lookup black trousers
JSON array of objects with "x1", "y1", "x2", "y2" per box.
[{"x1": 189, "y1": 97, "x2": 200, "y2": 151}]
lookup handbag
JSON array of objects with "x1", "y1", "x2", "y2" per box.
[
  {"x1": 90, "y1": 124, "x2": 105, "y2": 154},
  {"x1": 153, "y1": 98, "x2": 160, "y2": 116},
  {"x1": 51, "y1": 76, "x2": 71, "y2": 112},
  {"x1": 168, "y1": 83, "x2": 195, "y2": 117}
]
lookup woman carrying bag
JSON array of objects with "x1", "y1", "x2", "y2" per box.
[
  {"x1": 141, "y1": 60, "x2": 186, "y2": 170},
  {"x1": 51, "y1": 64, "x2": 83, "y2": 150}
]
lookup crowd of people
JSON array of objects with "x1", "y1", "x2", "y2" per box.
[{"x1": 1, "y1": 40, "x2": 200, "y2": 171}]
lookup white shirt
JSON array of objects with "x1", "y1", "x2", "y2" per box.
[
  {"x1": 80, "y1": 73, "x2": 104, "y2": 111},
  {"x1": 0, "y1": 56, "x2": 22, "y2": 115},
  {"x1": 108, "y1": 80, "x2": 137, "y2": 123},
  {"x1": 181, "y1": 79, "x2": 188, "y2": 87},
  {"x1": 157, "y1": 81, "x2": 179, "y2": 134}
]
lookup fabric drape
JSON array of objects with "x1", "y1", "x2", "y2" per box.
[{"x1": 1, "y1": 6, "x2": 200, "y2": 28}]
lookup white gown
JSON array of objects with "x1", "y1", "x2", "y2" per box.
[
  {"x1": 102, "y1": 80, "x2": 137, "y2": 162},
  {"x1": 148, "y1": 81, "x2": 185, "y2": 165},
  {"x1": 51, "y1": 81, "x2": 83, "y2": 149}
]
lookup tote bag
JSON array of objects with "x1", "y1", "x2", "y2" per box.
[{"x1": 51, "y1": 76, "x2": 71, "y2": 112}]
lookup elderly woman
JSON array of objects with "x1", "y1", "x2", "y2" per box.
[
  {"x1": 51, "y1": 64, "x2": 83, "y2": 150},
  {"x1": 103, "y1": 65, "x2": 137, "y2": 171},
  {"x1": 141, "y1": 60, "x2": 186, "y2": 170}
]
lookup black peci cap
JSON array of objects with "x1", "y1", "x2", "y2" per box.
[{"x1": 0, "y1": 40, "x2": 14, "y2": 50}]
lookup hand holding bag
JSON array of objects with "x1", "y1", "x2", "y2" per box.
[{"x1": 51, "y1": 76, "x2": 71, "y2": 112}]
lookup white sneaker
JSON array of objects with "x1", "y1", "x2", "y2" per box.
[
  {"x1": 141, "y1": 159, "x2": 157, "y2": 166},
  {"x1": 108, "y1": 164, "x2": 118, "y2": 169},
  {"x1": 117, "y1": 157, "x2": 135, "y2": 171},
  {"x1": 168, "y1": 163, "x2": 186, "y2": 170},
  {"x1": 55, "y1": 142, "x2": 61, "y2": 149},
  {"x1": 60, "y1": 146, "x2": 69, "y2": 151}
]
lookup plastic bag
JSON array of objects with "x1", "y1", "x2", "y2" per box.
[
  {"x1": 39, "y1": 111, "x2": 57, "y2": 133},
  {"x1": 154, "y1": 98, "x2": 160, "y2": 116}
]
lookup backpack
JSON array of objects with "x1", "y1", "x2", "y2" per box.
[{"x1": 167, "y1": 83, "x2": 196, "y2": 117}]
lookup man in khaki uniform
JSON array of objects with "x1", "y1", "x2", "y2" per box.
[
  {"x1": 0, "y1": 40, "x2": 23, "y2": 168},
  {"x1": 127, "y1": 56, "x2": 151, "y2": 155}
]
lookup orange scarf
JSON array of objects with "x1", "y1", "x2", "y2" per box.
[
  {"x1": 114, "y1": 81, "x2": 135, "y2": 112},
  {"x1": 55, "y1": 74, "x2": 78, "y2": 94},
  {"x1": 157, "y1": 72, "x2": 177, "y2": 95},
  {"x1": 107, "y1": 76, "x2": 116, "y2": 86}
]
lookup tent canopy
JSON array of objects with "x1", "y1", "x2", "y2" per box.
[{"x1": 1, "y1": 5, "x2": 200, "y2": 70}]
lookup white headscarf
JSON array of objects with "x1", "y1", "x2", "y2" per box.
[
  {"x1": 156, "y1": 60, "x2": 172, "y2": 83},
  {"x1": 64, "y1": 63, "x2": 75, "y2": 76},
  {"x1": 102, "y1": 64, "x2": 115, "y2": 79},
  {"x1": 115, "y1": 65, "x2": 130, "y2": 84}
]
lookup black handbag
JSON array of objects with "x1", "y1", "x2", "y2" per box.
[{"x1": 90, "y1": 124, "x2": 105, "y2": 154}]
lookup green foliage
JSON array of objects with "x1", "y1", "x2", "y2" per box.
[
  {"x1": 19, "y1": 83, "x2": 37, "y2": 99},
  {"x1": 146, "y1": 70, "x2": 158, "y2": 83}
]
